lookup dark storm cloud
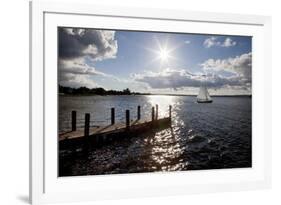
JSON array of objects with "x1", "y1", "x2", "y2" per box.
[
  {"x1": 134, "y1": 69, "x2": 201, "y2": 89},
  {"x1": 133, "y1": 68, "x2": 249, "y2": 90},
  {"x1": 58, "y1": 28, "x2": 118, "y2": 88},
  {"x1": 58, "y1": 28, "x2": 118, "y2": 61}
]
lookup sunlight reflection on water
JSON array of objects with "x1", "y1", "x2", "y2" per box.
[
  {"x1": 146, "y1": 95, "x2": 177, "y2": 118},
  {"x1": 148, "y1": 96, "x2": 188, "y2": 171}
]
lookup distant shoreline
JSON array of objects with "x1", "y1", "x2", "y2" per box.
[
  {"x1": 59, "y1": 93, "x2": 252, "y2": 97},
  {"x1": 59, "y1": 85, "x2": 251, "y2": 98}
]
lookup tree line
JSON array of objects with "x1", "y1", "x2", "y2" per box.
[{"x1": 59, "y1": 85, "x2": 149, "y2": 96}]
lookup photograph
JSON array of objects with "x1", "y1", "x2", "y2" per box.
[{"x1": 58, "y1": 27, "x2": 252, "y2": 177}]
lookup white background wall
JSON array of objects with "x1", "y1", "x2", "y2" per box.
[{"x1": 0, "y1": 0, "x2": 279, "y2": 204}]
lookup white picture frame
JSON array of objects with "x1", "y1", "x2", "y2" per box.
[{"x1": 30, "y1": 1, "x2": 272, "y2": 204}]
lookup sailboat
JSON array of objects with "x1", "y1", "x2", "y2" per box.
[{"x1": 197, "y1": 82, "x2": 213, "y2": 103}]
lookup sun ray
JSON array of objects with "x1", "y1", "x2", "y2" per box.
[{"x1": 142, "y1": 35, "x2": 186, "y2": 69}]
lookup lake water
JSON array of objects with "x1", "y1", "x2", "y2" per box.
[{"x1": 59, "y1": 95, "x2": 252, "y2": 176}]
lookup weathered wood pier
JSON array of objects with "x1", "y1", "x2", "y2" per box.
[{"x1": 59, "y1": 105, "x2": 172, "y2": 150}]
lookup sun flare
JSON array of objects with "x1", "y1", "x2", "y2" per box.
[
  {"x1": 144, "y1": 36, "x2": 181, "y2": 67},
  {"x1": 159, "y1": 48, "x2": 170, "y2": 61}
]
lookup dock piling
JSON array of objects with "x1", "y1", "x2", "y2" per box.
[
  {"x1": 71, "y1": 110, "x2": 76, "y2": 131},
  {"x1": 152, "y1": 107, "x2": 155, "y2": 121},
  {"x1": 84, "y1": 113, "x2": 90, "y2": 137},
  {"x1": 156, "y1": 104, "x2": 158, "y2": 120},
  {"x1": 169, "y1": 105, "x2": 172, "y2": 119},
  {"x1": 137, "y1": 105, "x2": 141, "y2": 120},
  {"x1": 126, "y1": 110, "x2": 130, "y2": 128},
  {"x1": 111, "y1": 108, "x2": 115, "y2": 125}
]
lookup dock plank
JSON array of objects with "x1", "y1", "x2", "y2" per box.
[
  {"x1": 59, "y1": 117, "x2": 171, "y2": 150},
  {"x1": 59, "y1": 119, "x2": 152, "y2": 141}
]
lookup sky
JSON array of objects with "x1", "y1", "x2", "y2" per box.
[{"x1": 58, "y1": 27, "x2": 252, "y2": 95}]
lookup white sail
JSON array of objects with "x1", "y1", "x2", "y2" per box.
[{"x1": 197, "y1": 86, "x2": 212, "y2": 102}]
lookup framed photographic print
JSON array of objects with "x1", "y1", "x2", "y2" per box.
[{"x1": 30, "y1": 1, "x2": 272, "y2": 204}]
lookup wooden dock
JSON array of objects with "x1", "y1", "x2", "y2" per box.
[{"x1": 59, "y1": 105, "x2": 172, "y2": 150}]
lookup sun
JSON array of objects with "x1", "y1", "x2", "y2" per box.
[
  {"x1": 159, "y1": 48, "x2": 170, "y2": 61},
  {"x1": 144, "y1": 36, "x2": 180, "y2": 67}
]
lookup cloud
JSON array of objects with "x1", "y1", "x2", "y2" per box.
[
  {"x1": 59, "y1": 59, "x2": 107, "y2": 76},
  {"x1": 184, "y1": 40, "x2": 191, "y2": 44},
  {"x1": 222, "y1": 37, "x2": 237, "y2": 47},
  {"x1": 133, "y1": 68, "x2": 249, "y2": 90},
  {"x1": 59, "y1": 28, "x2": 118, "y2": 61},
  {"x1": 133, "y1": 52, "x2": 251, "y2": 92},
  {"x1": 58, "y1": 28, "x2": 119, "y2": 88},
  {"x1": 203, "y1": 37, "x2": 236, "y2": 48},
  {"x1": 203, "y1": 37, "x2": 218, "y2": 48},
  {"x1": 59, "y1": 73, "x2": 98, "y2": 88},
  {"x1": 201, "y1": 52, "x2": 252, "y2": 80},
  {"x1": 133, "y1": 68, "x2": 200, "y2": 89}
]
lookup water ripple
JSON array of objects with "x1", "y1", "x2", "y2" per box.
[{"x1": 59, "y1": 95, "x2": 251, "y2": 176}]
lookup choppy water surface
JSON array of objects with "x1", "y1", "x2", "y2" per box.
[{"x1": 59, "y1": 95, "x2": 251, "y2": 176}]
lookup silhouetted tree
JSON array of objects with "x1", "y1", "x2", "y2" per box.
[
  {"x1": 93, "y1": 87, "x2": 106, "y2": 95},
  {"x1": 123, "y1": 88, "x2": 131, "y2": 95}
]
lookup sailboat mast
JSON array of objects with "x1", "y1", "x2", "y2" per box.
[{"x1": 203, "y1": 77, "x2": 207, "y2": 100}]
